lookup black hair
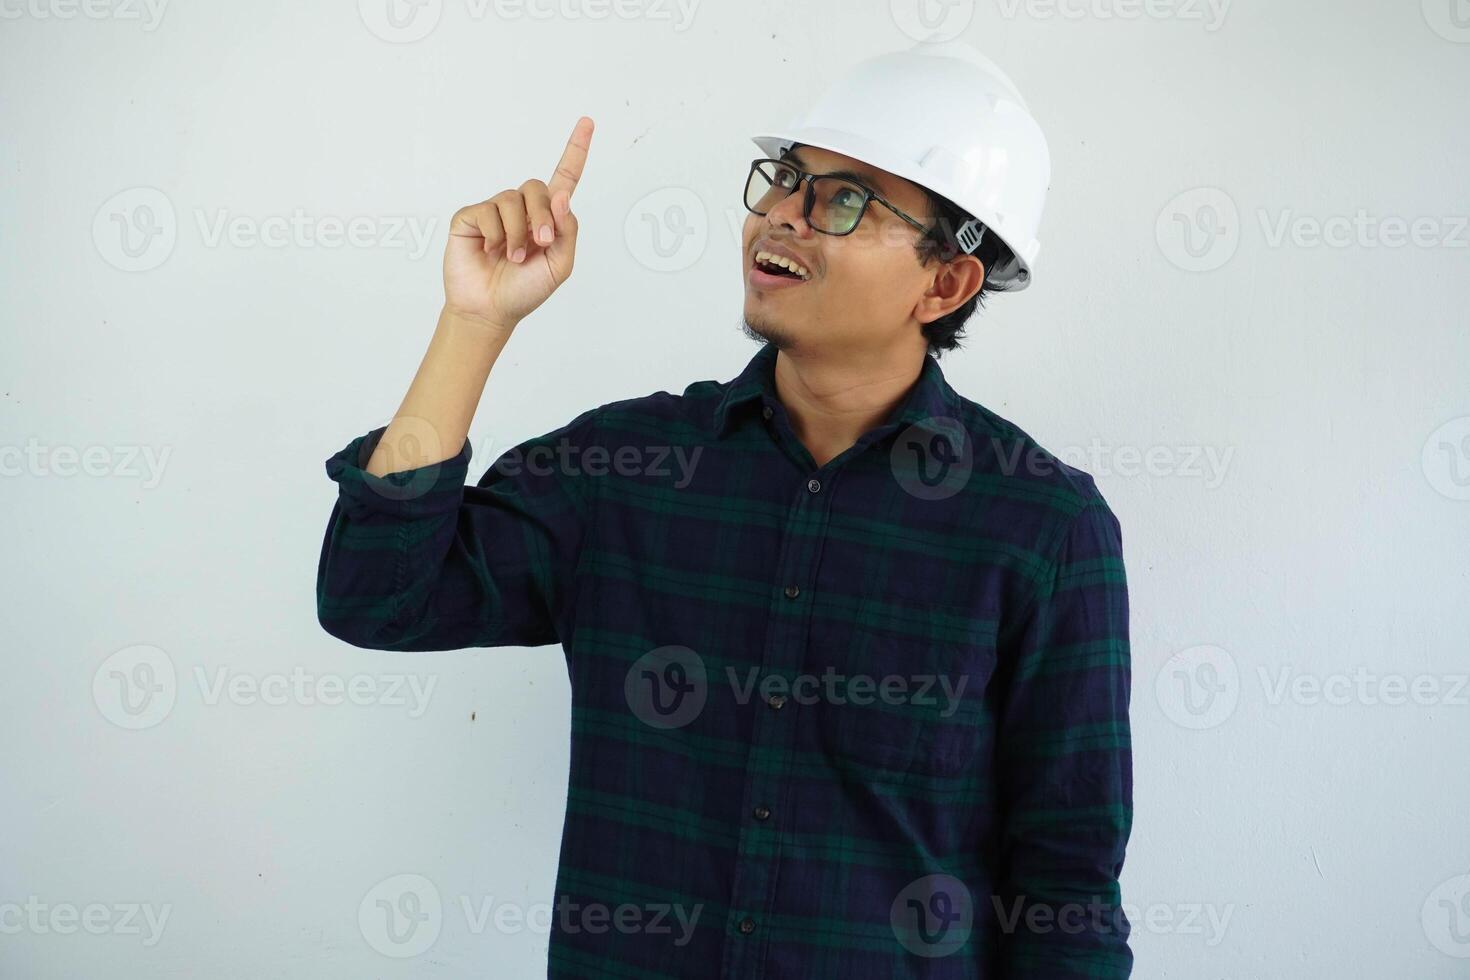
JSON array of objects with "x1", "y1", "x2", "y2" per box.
[{"x1": 913, "y1": 187, "x2": 1010, "y2": 359}]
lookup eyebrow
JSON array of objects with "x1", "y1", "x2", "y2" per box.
[{"x1": 781, "y1": 148, "x2": 890, "y2": 197}]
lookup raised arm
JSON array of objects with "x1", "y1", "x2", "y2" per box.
[
  {"x1": 317, "y1": 117, "x2": 599, "y2": 651},
  {"x1": 365, "y1": 116, "x2": 595, "y2": 478}
]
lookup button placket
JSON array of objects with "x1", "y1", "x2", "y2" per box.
[
  {"x1": 759, "y1": 399, "x2": 826, "y2": 476},
  {"x1": 718, "y1": 469, "x2": 834, "y2": 978}
]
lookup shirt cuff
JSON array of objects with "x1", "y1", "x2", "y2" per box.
[{"x1": 324, "y1": 425, "x2": 472, "y2": 521}]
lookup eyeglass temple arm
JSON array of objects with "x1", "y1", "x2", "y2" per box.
[{"x1": 881, "y1": 199, "x2": 987, "y2": 255}]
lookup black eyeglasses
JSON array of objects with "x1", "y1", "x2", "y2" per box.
[{"x1": 743, "y1": 157, "x2": 933, "y2": 238}]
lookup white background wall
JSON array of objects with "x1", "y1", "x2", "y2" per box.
[{"x1": 3, "y1": 1, "x2": 1468, "y2": 976}]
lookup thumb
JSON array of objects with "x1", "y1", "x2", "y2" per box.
[{"x1": 545, "y1": 198, "x2": 578, "y2": 268}]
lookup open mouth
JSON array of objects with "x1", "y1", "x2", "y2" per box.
[{"x1": 752, "y1": 249, "x2": 811, "y2": 281}]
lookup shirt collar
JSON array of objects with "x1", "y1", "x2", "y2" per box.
[{"x1": 711, "y1": 343, "x2": 962, "y2": 441}]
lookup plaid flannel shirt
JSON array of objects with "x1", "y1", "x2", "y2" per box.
[{"x1": 317, "y1": 342, "x2": 1134, "y2": 979}]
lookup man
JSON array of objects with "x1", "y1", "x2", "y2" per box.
[{"x1": 318, "y1": 39, "x2": 1133, "y2": 979}]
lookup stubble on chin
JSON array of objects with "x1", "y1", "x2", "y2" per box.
[{"x1": 740, "y1": 312, "x2": 796, "y2": 352}]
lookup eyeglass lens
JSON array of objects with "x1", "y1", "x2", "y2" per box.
[{"x1": 744, "y1": 160, "x2": 868, "y2": 234}]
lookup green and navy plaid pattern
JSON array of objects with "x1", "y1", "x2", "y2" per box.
[{"x1": 318, "y1": 342, "x2": 1134, "y2": 978}]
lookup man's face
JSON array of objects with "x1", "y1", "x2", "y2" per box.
[{"x1": 740, "y1": 144, "x2": 948, "y2": 357}]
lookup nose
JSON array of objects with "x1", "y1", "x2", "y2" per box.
[{"x1": 764, "y1": 179, "x2": 814, "y2": 236}]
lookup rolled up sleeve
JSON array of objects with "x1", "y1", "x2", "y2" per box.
[
  {"x1": 316, "y1": 408, "x2": 600, "y2": 651},
  {"x1": 993, "y1": 489, "x2": 1135, "y2": 978}
]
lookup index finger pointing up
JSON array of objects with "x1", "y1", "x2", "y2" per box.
[{"x1": 548, "y1": 116, "x2": 594, "y2": 209}]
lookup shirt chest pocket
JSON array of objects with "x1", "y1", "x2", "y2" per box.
[{"x1": 806, "y1": 593, "x2": 997, "y2": 780}]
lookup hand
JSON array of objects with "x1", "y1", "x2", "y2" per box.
[{"x1": 442, "y1": 116, "x2": 593, "y2": 330}]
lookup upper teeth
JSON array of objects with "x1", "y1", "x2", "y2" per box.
[{"x1": 756, "y1": 250, "x2": 810, "y2": 279}]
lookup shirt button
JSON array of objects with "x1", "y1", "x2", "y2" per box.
[
  {"x1": 783, "y1": 584, "x2": 800, "y2": 599},
  {"x1": 753, "y1": 804, "x2": 771, "y2": 821},
  {"x1": 767, "y1": 693, "x2": 787, "y2": 710},
  {"x1": 761, "y1": 405, "x2": 773, "y2": 420},
  {"x1": 738, "y1": 916, "x2": 756, "y2": 935},
  {"x1": 807, "y1": 478, "x2": 821, "y2": 493}
]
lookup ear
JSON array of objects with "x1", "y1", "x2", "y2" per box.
[{"x1": 913, "y1": 254, "x2": 986, "y2": 325}]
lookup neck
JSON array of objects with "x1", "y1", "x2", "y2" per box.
[{"x1": 771, "y1": 344, "x2": 927, "y2": 468}]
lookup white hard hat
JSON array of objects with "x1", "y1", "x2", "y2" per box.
[{"x1": 752, "y1": 39, "x2": 1051, "y2": 291}]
